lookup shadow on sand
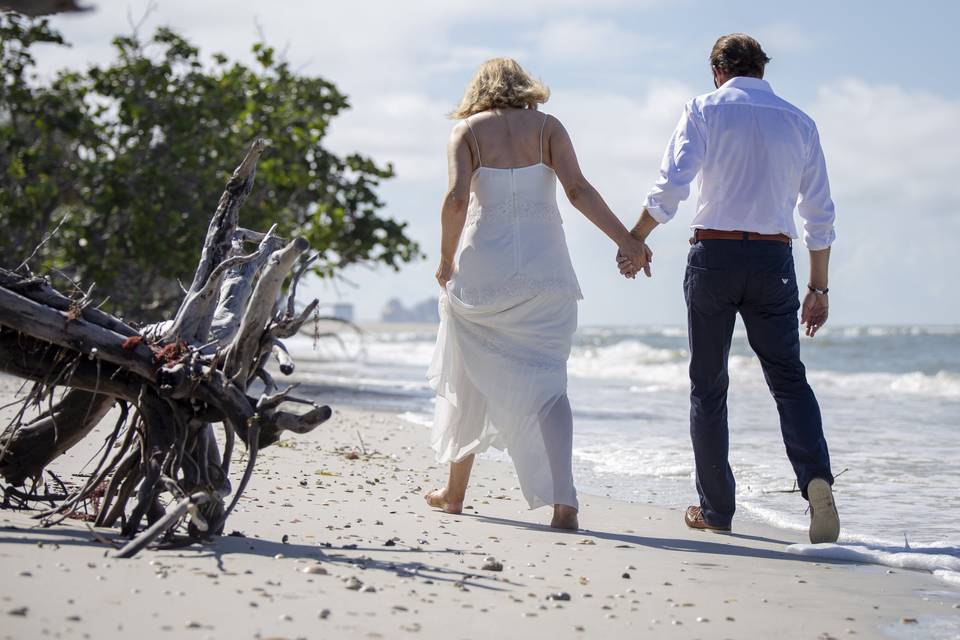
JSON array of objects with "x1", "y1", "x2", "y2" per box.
[
  {"x1": 450, "y1": 511, "x2": 852, "y2": 566},
  {"x1": 0, "y1": 522, "x2": 510, "y2": 591}
]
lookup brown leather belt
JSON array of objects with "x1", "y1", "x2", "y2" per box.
[{"x1": 692, "y1": 229, "x2": 792, "y2": 244}]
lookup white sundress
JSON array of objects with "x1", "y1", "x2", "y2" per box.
[{"x1": 427, "y1": 113, "x2": 583, "y2": 510}]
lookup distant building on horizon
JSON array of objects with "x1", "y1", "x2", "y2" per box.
[{"x1": 381, "y1": 297, "x2": 440, "y2": 324}]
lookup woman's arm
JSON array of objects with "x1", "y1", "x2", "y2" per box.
[
  {"x1": 546, "y1": 116, "x2": 652, "y2": 276},
  {"x1": 436, "y1": 123, "x2": 474, "y2": 288}
]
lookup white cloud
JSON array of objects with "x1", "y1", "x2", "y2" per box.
[
  {"x1": 799, "y1": 79, "x2": 960, "y2": 321},
  {"x1": 753, "y1": 22, "x2": 815, "y2": 53},
  {"x1": 425, "y1": 45, "x2": 528, "y2": 74},
  {"x1": 326, "y1": 92, "x2": 450, "y2": 183},
  {"x1": 810, "y1": 79, "x2": 960, "y2": 212},
  {"x1": 25, "y1": 3, "x2": 960, "y2": 323},
  {"x1": 532, "y1": 18, "x2": 658, "y2": 63}
]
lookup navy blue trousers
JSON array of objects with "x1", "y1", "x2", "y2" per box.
[{"x1": 683, "y1": 238, "x2": 833, "y2": 527}]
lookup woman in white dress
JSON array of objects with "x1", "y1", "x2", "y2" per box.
[{"x1": 426, "y1": 59, "x2": 651, "y2": 529}]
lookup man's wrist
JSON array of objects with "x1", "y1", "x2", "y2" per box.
[
  {"x1": 630, "y1": 218, "x2": 650, "y2": 241},
  {"x1": 630, "y1": 207, "x2": 659, "y2": 240},
  {"x1": 807, "y1": 283, "x2": 829, "y2": 295}
]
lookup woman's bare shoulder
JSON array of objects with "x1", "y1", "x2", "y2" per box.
[
  {"x1": 470, "y1": 108, "x2": 548, "y2": 126},
  {"x1": 449, "y1": 120, "x2": 471, "y2": 142},
  {"x1": 543, "y1": 112, "x2": 563, "y2": 129}
]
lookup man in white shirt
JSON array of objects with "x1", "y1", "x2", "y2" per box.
[{"x1": 619, "y1": 33, "x2": 840, "y2": 544}]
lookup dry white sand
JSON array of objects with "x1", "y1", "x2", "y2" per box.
[{"x1": 1, "y1": 375, "x2": 957, "y2": 639}]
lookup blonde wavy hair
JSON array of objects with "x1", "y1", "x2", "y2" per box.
[{"x1": 450, "y1": 58, "x2": 550, "y2": 119}]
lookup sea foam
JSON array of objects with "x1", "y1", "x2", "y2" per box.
[{"x1": 786, "y1": 542, "x2": 960, "y2": 586}]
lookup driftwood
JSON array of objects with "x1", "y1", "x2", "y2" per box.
[
  {"x1": 0, "y1": 0, "x2": 93, "y2": 16},
  {"x1": 0, "y1": 140, "x2": 330, "y2": 556}
]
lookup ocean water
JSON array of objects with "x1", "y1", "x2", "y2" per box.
[{"x1": 286, "y1": 324, "x2": 960, "y2": 579}]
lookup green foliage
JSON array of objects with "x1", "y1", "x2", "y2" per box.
[{"x1": 0, "y1": 15, "x2": 420, "y2": 320}]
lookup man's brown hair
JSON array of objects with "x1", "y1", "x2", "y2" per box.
[{"x1": 709, "y1": 33, "x2": 771, "y2": 78}]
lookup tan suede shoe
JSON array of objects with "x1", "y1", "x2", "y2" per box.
[{"x1": 684, "y1": 505, "x2": 731, "y2": 532}]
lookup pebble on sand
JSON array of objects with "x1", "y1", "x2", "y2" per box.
[
  {"x1": 302, "y1": 564, "x2": 328, "y2": 575},
  {"x1": 481, "y1": 557, "x2": 504, "y2": 572},
  {"x1": 546, "y1": 592, "x2": 571, "y2": 601}
]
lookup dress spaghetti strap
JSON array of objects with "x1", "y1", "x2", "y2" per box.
[
  {"x1": 464, "y1": 117, "x2": 482, "y2": 167},
  {"x1": 539, "y1": 112, "x2": 547, "y2": 164}
]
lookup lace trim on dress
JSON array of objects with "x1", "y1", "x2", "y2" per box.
[
  {"x1": 466, "y1": 200, "x2": 562, "y2": 225},
  {"x1": 456, "y1": 276, "x2": 583, "y2": 306}
]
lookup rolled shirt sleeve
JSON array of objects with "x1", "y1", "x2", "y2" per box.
[
  {"x1": 643, "y1": 100, "x2": 706, "y2": 224},
  {"x1": 797, "y1": 127, "x2": 837, "y2": 250}
]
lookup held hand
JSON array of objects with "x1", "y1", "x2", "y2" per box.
[
  {"x1": 616, "y1": 251, "x2": 637, "y2": 278},
  {"x1": 616, "y1": 237, "x2": 652, "y2": 279},
  {"x1": 435, "y1": 259, "x2": 454, "y2": 289},
  {"x1": 801, "y1": 291, "x2": 829, "y2": 337}
]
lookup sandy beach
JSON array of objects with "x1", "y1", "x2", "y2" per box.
[{"x1": 1, "y1": 372, "x2": 958, "y2": 640}]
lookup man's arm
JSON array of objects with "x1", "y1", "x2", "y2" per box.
[
  {"x1": 797, "y1": 128, "x2": 836, "y2": 251},
  {"x1": 797, "y1": 126, "x2": 836, "y2": 337},
  {"x1": 642, "y1": 101, "x2": 706, "y2": 226},
  {"x1": 802, "y1": 248, "x2": 830, "y2": 337},
  {"x1": 619, "y1": 101, "x2": 704, "y2": 277}
]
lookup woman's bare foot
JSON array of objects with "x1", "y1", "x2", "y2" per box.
[
  {"x1": 551, "y1": 504, "x2": 579, "y2": 530},
  {"x1": 424, "y1": 488, "x2": 464, "y2": 514}
]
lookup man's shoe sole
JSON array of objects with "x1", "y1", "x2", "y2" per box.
[{"x1": 807, "y1": 478, "x2": 840, "y2": 544}]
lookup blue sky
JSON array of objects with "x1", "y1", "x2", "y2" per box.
[{"x1": 31, "y1": 0, "x2": 960, "y2": 325}]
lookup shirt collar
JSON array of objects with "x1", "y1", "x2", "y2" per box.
[{"x1": 720, "y1": 76, "x2": 773, "y2": 92}]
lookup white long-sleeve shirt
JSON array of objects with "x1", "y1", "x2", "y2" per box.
[{"x1": 643, "y1": 76, "x2": 836, "y2": 249}]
